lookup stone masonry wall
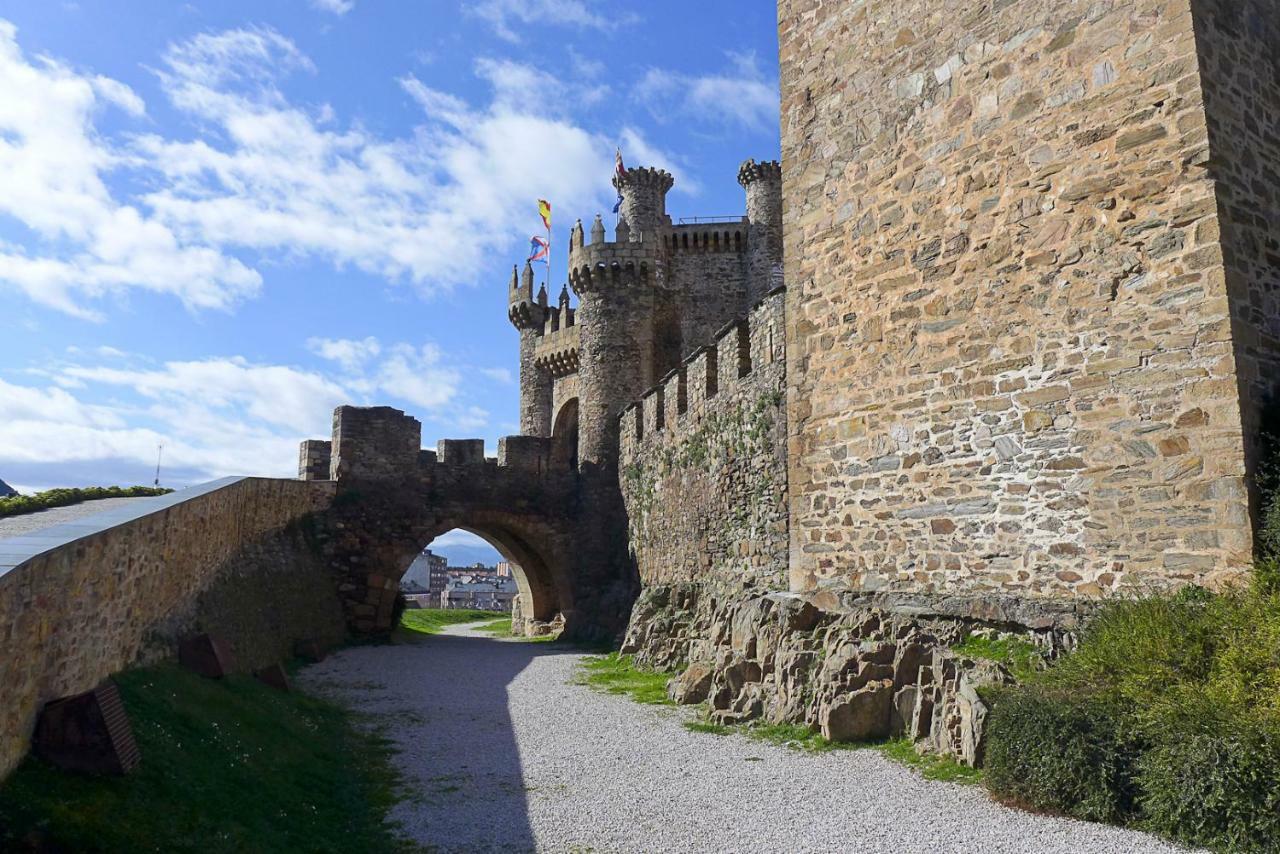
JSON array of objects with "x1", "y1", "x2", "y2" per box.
[
  {"x1": 1193, "y1": 0, "x2": 1280, "y2": 508},
  {"x1": 0, "y1": 477, "x2": 340, "y2": 779},
  {"x1": 780, "y1": 0, "x2": 1254, "y2": 598},
  {"x1": 619, "y1": 289, "x2": 788, "y2": 593}
]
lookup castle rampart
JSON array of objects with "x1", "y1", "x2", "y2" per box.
[{"x1": 619, "y1": 288, "x2": 788, "y2": 591}]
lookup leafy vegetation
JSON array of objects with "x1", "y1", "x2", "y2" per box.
[
  {"x1": 0, "y1": 664, "x2": 415, "y2": 853},
  {"x1": 576, "y1": 653, "x2": 674, "y2": 705},
  {"x1": 951, "y1": 634, "x2": 1044, "y2": 682},
  {"x1": 984, "y1": 577, "x2": 1280, "y2": 849},
  {"x1": 0, "y1": 485, "x2": 172, "y2": 519}
]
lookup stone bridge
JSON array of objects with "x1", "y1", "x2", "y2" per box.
[{"x1": 302, "y1": 406, "x2": 636, "y2": 639}]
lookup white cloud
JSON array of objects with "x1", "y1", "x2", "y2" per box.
[
  {"x1": 307, "y1": 336, "x2": 381, "y2": 371},
  {"x1": 636, "y1": 51, "x2": 778, "y2": 132},
  {"x1": 0, "y1": 22, "x2": 674, "y2": 320},
  {"x1": 0, "y1": 20, "x2": 261, "y2": 319},
  {"x1": 0, "y1": 338, "x2": 509, "y2": 487},
  {"x1": 470, "y1": 0, "x2": 637, "y2": 44},
  {"x1": 310, "y1": 0, "x2": 354, "y2": 14}
]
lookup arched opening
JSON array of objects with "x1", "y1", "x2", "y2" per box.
[
  {"x1": 393, "y1": 520, "x2": 569, "y2": 638},
  {"x1": 551, "y1": 398, "x2": 579, "y2": 470}
]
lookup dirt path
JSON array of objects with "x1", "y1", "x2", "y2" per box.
[{"x1": 297, "y1": 623, "x2": 1192, "y2": 854}]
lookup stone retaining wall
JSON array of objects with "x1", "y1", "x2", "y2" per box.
[
  {"x1": 0, "y1": 477, "x2": 341, "y2": 779},
  {"x1": 623, "y1": 582, "x2": 1091, "y2": 765}
]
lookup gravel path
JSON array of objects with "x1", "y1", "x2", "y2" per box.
[
  {"x1": 298, "y1": 624, "x2": 1193, "y2": 854},
  {"x1": 0, "y1": 497, "x2": 152, "y2": 539}
]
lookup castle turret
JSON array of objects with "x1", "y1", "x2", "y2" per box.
[
  {"x1": 613, "y1": 167, "x2": 674, "y2": 239},
  {"x1": 508, "y1": 261, "x2": 553, "y2": 437},
  {"x1": 739, "y1": 159, "x2": 783, "y2": 304}
]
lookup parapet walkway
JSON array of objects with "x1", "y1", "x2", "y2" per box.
[{"x1": 297, "y1": 625, "x2": 1195, "y2": 853}]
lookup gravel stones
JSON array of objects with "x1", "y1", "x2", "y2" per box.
[{"x1": 298, "y1": 623, "x2": 1195, "y2": 853}]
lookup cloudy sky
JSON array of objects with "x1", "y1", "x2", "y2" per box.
[{"x1": 0, "y1": 0, "x2": 779, "y2": 548}]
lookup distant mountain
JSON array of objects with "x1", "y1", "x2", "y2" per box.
[
  {"x1": 0, "y1": 479, "x2": 16, "y2": 498},
  {"x1": 430, "y1": 541, "x2": 502, "y2": 567}
]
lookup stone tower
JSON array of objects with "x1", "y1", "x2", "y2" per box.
[
  {"x1": 512, "y1": 159, "x2": 785, "y2": 471},
  {"x1": 507, "y1": 261, "x2": 552, "y2": 437},
  {"x1": 739, "y1": 159, "x2": 784, "y2": 306}
]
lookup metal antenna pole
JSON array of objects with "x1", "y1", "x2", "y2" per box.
[{"x1": 154, "y1": 444, "x2": 163, "y2": 488}]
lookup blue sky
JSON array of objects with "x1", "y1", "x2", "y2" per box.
[{"x1": 0, "y1": 0, "x2": 779, "y2": 548}]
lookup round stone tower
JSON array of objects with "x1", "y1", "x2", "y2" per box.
[
  {"x1": 738, "y1": 159, "x2": 784, "y2": 305},
  {"x1": 613, "y1": 166, "x2": 674, "y2": 240},
  {"x1": 508, "y1": 261, "x2": 553, "y2": 437},
  {"x1": 569, "y1": 212, "x2": 657, "y2": 470}
]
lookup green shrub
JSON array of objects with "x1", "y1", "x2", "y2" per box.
[
  {"x1": 0, "y1": 485, "x2": 172, "y2": 519},
  {"x1": 984, "y1": 686, "x2": 1142, "y2": 824},
  {"x1": 1137, "y1": 693, "x2": 1280, "y2": 852}
]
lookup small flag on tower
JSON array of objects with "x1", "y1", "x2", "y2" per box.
[
  {"x1": 612, "y1": 148, "x2": 626, "y2": 213},
  {"x1": 527, "y1": 235, "x2": 549, "y2": 263},
  {"x1": 538, "y1": 199, "x2": 552, "y2": 231}
]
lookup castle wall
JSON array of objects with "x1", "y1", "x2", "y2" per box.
[
  {"x1": 780, "y1": 0, "x2": 1253, "y2": 597},
  {"x1": 666, "y1": 225, "x2": 751, "y2": 359},
  {"x1": 619, "y1": 289, "x2": 788, "y2": 592},
  {"x1": 1193, "y1": 0, "x2": 1280, "y2": 509},
  {"x1": 0, "y1": 477, "x2": 342, "y2": 779}
]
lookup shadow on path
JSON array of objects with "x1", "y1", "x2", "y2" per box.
[{"x1": 301, "y1": 626, "x2": 577, "y2": 853}]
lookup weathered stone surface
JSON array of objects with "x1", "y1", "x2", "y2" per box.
[
  {"x1": 253, "y1": 663, "x2": 291, "y2": 693},
  {"x1": 779, "y1": 0, "x2": 1262, "y2": 599},
  {"x1": 821, "y1": 680, "x2": 894, "y2": 743},
  {"x1": 668, "y1": 661, "x2": 713, "y2": 705},
  {"x1": 0, "y1": 477, "x2": 341, "y2": 780},
  {"x1": 625, "y1": 583, "x2": 1041, "y2": 764}
]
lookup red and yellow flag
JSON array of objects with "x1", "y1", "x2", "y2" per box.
[{"x1": 538, "y1": 199, "x2": 551, "y2": 231}]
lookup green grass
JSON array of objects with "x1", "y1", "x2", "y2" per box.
[
  {"x1": 476, "y1": 616, "x2": 513, "y2": 635},
  {"x1": 0, "y1": 664, "x2": 415, "y2": 853},
  {"x1": 879, "y1": 738, "x2": 985, "y2": 784},
  {"x1": 397, "y1": 608, "x2": 505, "y2": 637},
  {"x1": 951, "y1": 634, "x2": 1043, "y2": 682},
  {"x1": 576, "y1": 653, "x2": 674, "y2": 704},
  {"x1": 0, "y1": 485, "x2": 172, "y2": 519},
  {"x1": 680, "y1": 714, "x2": 983, "y2": 781}
]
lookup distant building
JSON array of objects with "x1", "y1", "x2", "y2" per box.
[
  {"x1": 496, "y1": 561, "x2": 513, "y2": 578},
  {"x1": 440, "y1": 575, "x2": 518, "y2": 612},
  {"x1": 402, "y1": 548, "x2": 447, "y2": 599}
]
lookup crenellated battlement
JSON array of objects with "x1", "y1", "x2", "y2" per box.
[
  {"x1": 665, "y1": 221, "x2": 749, "y2": 256},
  {"x1": 534, "y1": 324, "x2": 579, "y2": 377},
  {"x1": 568, "y1": 239, "x2": 656, "y2": 296},
  {"x1": 613, "y1": 166, "x2": 674, "y2": 195},
  {"x1": 619, "y1": 287, "x2": 784, "y2": 447},
  {"x1": 737, "y1": 158, "x2": 782, "y2": 188}
]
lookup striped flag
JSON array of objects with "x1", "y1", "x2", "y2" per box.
[{"x1": 527, "y1": 235, "x2": 549, "y2": 263}]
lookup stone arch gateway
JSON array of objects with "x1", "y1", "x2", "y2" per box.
[{"x1": 305, "y1": 406, "x2": 634, "y2": 639}]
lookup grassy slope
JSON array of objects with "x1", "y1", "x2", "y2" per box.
[
  {"x1": 0, "y1": 665, "x2": 414, "y2": 854},
  {"x1": 397, "y1": 608, "x2": 505, "y2": 636}
]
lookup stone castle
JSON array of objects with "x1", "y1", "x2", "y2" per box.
[
  {"x1": 3, "y1": 0, "x2": 1278, "y2": 777},
  {"x1": 507, "y1": 160, "x2": 783, "y2": 473}
]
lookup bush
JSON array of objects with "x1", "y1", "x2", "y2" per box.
[
  {"x1": 0, "y1": 485, "x2": 172, "y2": 519},
  {"x1": 984, "y1": 686, "x2": 1142, "y2": 824},
  {"x1": 1138, "y1": 694, "x2": 1280, "y2": 852}
]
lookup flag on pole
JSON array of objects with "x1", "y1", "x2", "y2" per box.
[
  {"x1": 538, "y1": 199, "x2": 552, "y2": 231},
  {"x1": 527, "y1": 235, "x2": 549, "y2": 264},
  {"x1": 612, "y1": 147, "x2": 626, "y2": 213}
]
